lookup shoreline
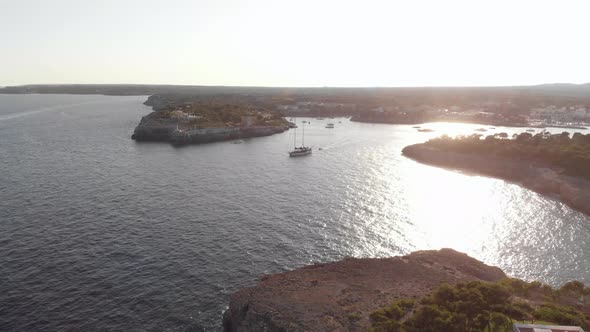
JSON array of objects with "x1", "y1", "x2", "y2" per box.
[
  {"x1": 402, "y1": 143, "x2": 590, "y2": 216},
  {"x1": 351, "y1": 116, "x2": 588, "y2": 130}
]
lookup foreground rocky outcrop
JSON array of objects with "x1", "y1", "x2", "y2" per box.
[
  {"x1": 402, "y1": 143, "x2": 590, "y2": 216},
  {"x1": 223, "y1": 249, "x2": 506, "y2": 331}
]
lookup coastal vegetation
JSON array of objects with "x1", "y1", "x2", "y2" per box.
[
  {"x1": 423, "y1": 131, "x2": 590, "y2": 180},
  {"x1": 370, "y1": 279, "x2": 590, "y2": 332},
  {"x1": 154, "y1": 100, "x2": 289, "y2": 129}
]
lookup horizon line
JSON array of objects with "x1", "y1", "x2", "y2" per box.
[{"x1": 2, "y1": 82, "x2": 590, "y2": 89}]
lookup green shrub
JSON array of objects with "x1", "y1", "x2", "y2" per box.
[{"x1": 370, "y1": 279, "x2": 589, "y2": 332}]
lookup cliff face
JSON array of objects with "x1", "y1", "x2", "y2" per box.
[
  {"x1": 402, "y1": 144, "x2": 590, "y2": 216},
  {"x1": 223, "y1": 249, "x2": 506, "y2": 332},
  {"x1": 131, "y1": 112, "x2": 288, "y2": 145}
]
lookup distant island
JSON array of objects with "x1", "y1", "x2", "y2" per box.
[
  {"x1": 403, "y1": 132, "x2": 590, "y2": 216},
  {"x1": 223, "y1": 249, "x2": 590, "y2": 331}
]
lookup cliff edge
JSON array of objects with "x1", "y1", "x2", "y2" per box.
[{"x1": 223, "y1": 249, "x2": 505, "y2": 331}]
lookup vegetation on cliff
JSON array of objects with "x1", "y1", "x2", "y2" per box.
[
  {"x1": 154, "y1": 100, "x2": 289, "y2": 129},
  {"x1": 422, "y1": 131, "x2": 590, "y2": 180},
  {"x1": 370, "y1": 279, "x2": 590, "y2": 332}
]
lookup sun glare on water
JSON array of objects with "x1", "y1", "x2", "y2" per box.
[{"x1": 406, "y1": 165, "x2": 504, "y2": 253}]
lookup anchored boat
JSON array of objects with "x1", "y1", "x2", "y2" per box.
[{"x1": 289, "y1": 120, "x2": 312, "y2": 157}]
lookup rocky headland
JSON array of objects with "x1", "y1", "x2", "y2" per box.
[
  {"x1": 131, "y1": 112, "x2": 288, "y2": 145},
  {"x1": 223, "y1": 249, "x2": 506, "y2": 331},
  {"x1": 132, "y1": 95, "x2": 291, "y2": 145},
  {"x1": 402, "y1": 142, "x2": 590, "y2": 216}
]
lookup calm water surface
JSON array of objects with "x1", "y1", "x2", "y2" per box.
[{"x1": 1, "y1": 94, "x2": 589, "y2": 331}]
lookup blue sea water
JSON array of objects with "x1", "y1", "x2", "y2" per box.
[{"x1": 1, "y1": 94, "x2": 589, "y2": 331}]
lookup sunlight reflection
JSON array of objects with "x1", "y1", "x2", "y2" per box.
[{"x1": 405, "y1": 163, "x2": 503, "y2": 253}]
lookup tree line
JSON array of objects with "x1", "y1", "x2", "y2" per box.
[{"x1": 425, "y1": 131, "x2": 590, "y2": 180}]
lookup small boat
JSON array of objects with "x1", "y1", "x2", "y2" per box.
[
  {"x1": 231, "y1": 140, "x2": 244, "y2": 144},
  {"x1": 526, "y1": 129, "x2": 535, "y2": 132},
  {"x1": 475, "y1": 128, "x2": 488, "y2": 132},
  {"x1": 417, "y1": 128, "x2": 434, "y2": 132},
  {"x1": 289, "y1": 121, "x2": 312, "y2": 157},
  {"x1": 325, "y1": 123, "x2": 334, "y2": 128},
  {"x1": 412, "y1": 126, "x2": 421, "y2": 129}
]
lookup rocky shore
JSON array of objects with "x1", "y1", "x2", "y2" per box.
[
  {"x1": 402, "y1": 143, "x2": 590, "y2": 216},
  {"x1": 223, "y1": 249, "x2": 506, "y2": 331}
]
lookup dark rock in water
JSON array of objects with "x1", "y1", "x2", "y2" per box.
[{"x1": 223, "y1": 249, "x2": 505, "y2": 331}]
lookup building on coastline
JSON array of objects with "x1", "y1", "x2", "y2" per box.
[
  {"x1": 277, "y1": 105, "x2": 300, "y2": 111},
  {"x1": 240, "y1": 115, "x2": 257, "y2": 127}
]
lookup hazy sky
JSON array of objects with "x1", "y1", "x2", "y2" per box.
[{"x1": 1, "y1": 0, "x2": 589, "y2": 87}]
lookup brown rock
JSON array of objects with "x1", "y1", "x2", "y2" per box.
[{"x1": 223, "y1": 249, "x2": 506, "y2": 331}]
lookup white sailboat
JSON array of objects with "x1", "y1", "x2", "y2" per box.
[{"x1": 289, "y1": 120, "x2": 312, "y2": 157}]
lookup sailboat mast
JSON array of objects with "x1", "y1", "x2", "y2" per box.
[
  {"x1": 294, "y1": 119, "x2": 297, "y2": 148},
  {"x1": 302, "y1": 121, "x2": 305, "y2": 146}
]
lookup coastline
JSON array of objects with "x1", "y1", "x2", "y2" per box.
[{"x1": 402, "y1": 143, "x2": 590, "y2": 216}]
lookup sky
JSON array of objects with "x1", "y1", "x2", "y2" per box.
[{"x1": 1, "y1": 0, "x2": 589, "y2": 87}]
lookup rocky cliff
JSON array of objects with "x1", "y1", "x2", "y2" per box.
[
  {"x1": 131, "y1": 112, "x2": 288, "y2": 145},
  {"x1": 223, "y1": 249, "x2": 506, "y2": 331},
  {"x1": 402, "y1": 143, "x2": 590, "y2": 216}
]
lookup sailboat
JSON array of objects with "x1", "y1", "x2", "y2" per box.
[{"x1": 289, "y1": 120, "x2": 312, "y2": 157}]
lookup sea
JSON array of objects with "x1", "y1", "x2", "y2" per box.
[{"x1": 1, "y1": 94, "x2": 589, "y2": 331}]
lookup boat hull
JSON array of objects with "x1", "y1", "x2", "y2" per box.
[{"x1": 289, "y1": 148, "x2": 312, "y2": 157}]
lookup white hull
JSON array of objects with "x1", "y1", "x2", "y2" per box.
[{"x1": 289, "y1": 147, "x2": 312, "y2": 157}]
